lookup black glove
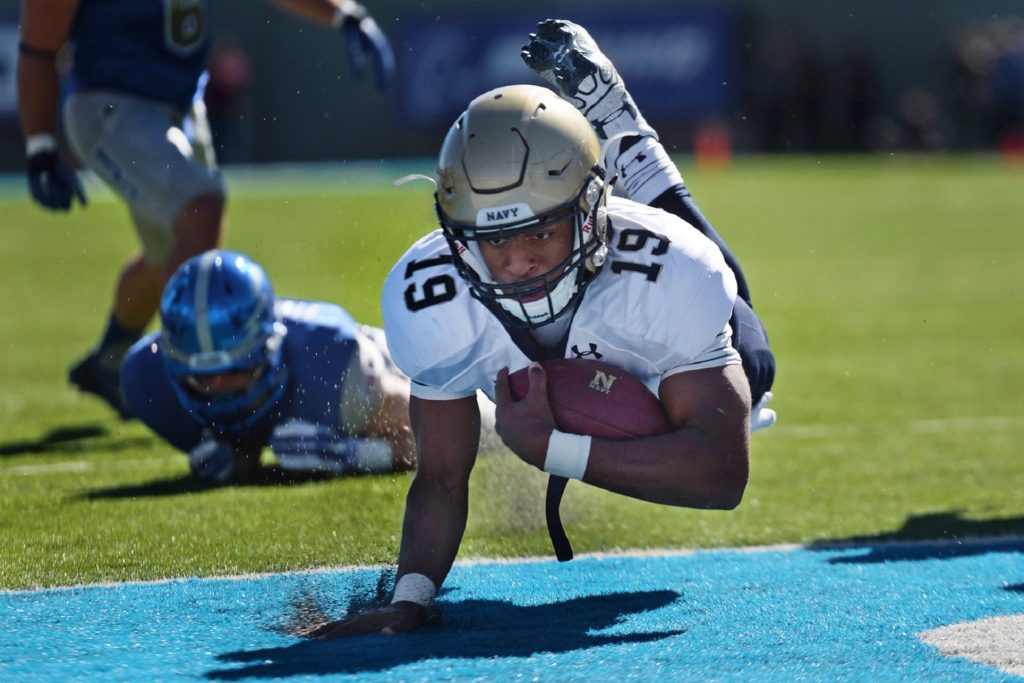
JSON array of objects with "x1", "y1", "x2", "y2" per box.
[
  {"x1": 336, "y1": 1, "x2": 395, "y2": 90},
  {"x1": 27, "y1": 147, "x2": 87, "y2": 211}
]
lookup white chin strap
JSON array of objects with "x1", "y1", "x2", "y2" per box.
[
  {"x1": 459, "y1": 223, "x2": 583, "y2": 325},
  {"x1": 497, "y1": 275, "x2": 577, "y2": 324}
]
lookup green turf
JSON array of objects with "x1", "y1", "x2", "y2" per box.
[{"x1": 1, "y1": 155, "x2": 1022, "y2": 589}]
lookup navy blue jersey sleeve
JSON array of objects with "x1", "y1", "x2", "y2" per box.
[
  {"x1": 121, "y1": 334, "x2": 204, "y2": 453},
  {"x1": 274, "y1": 302, "x2": 361, "y2": 434}
]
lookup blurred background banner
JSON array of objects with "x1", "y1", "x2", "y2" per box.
[
  {"x1": 0, "y1": 20, "x2": 17, "y2": 118},
  {"x1": 0, "y1": 1, "x2": 1022, "y2": 166},
  {"x1": 394, "y1": 10, "x2": 738, "y2": 128}
]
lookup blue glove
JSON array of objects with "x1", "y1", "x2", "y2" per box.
[
  {"x1": 335, "y1": 1, "x2": 395, "y2": 90},
  {"x1": 270, "y1": 420, "x2": 393, "y2": 474},
  {"x1": 27, "y1": 149, "x2": 87, "y2": 211},
  {"x1": 188, "y1": 438, "x2": 237, "y2": 483}
]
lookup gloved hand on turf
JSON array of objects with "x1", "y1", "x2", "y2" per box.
[
  {"x1": 333, "y1": 1, "x2": 395, "y2": 90},
  {"x1": 750, "y1": 391, "x2": 777, "y2": 432},
  {"x1": 270, "y1": 419, "x2": 394, "y2": 474},
  {"x1": 188, "y1": 437, "x2": 237, "y2": 483},
  {"x1": 26, "y1": 136, "x2": 87, "y2": 211}
]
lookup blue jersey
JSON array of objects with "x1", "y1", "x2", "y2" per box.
[
  {"x1": 122, "y1": 298, "x2": 364, "y2": 453},
  {"x1": 69, "y1": 0, "x2": 210, "y2": 109}
]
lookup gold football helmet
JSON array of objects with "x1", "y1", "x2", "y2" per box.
[{"x1": 435, "y1": 84, "x2": 609, "y2": 328}]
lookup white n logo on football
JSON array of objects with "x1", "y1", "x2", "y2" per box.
[{"x1": 589, "y1": 370, "x2": 618, "y2": 395}]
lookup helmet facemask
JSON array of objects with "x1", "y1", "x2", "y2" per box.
[
  {"x1": 438, "y1": 169, "x2": 609, "y2": 328},
  {"x1": 166, "y1": 321, "x2": 285, "y2": 400}
]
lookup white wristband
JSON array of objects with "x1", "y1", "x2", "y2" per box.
[
  {"x1": 390, "y1": 573, "x2": 436, "y2": 607},
  {"x1": 543, "y1": 430, "x2": 592, "y2": 480},
  {"x1": 25, "y1": 133, "x2": 56, "y2": 157}
]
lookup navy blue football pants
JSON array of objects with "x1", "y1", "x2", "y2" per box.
[{"x1": 651, "y1": 185, "x2": 776, "y2": 405}]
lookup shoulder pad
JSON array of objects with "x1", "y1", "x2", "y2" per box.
[{"x1": 579, "y1": 200, "x2": 738, "y2": 367}]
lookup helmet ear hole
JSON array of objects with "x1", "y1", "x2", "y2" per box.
[{"x1": 584, "y1": 176, "x2": 604, "y2": 210}]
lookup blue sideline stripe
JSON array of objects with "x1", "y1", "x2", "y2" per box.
[{"x1": 1, "y1": 542, "x2": 1022, "y2": 681}]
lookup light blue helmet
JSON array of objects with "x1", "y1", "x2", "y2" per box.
[{"x1": 160, "y1": 250, "x2": 288, "y2": 432}]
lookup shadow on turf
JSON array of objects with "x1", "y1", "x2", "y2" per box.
[
  {"x1": 205, "y1": 590, "x2": 685, "y2": 680},
  {"x1": 808, "y1": 510, "x2": 1024, "y2": 563},
  {"x1": 0, "y1": 424, "x2": 154, "y2": 457},
  {"x1": 77, "y1": 466, "x2": 346, "y2": 499}
]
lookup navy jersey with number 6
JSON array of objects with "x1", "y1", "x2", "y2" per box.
[{"x1": 69, "y1": 0, "x2": 210, "y2": 109}]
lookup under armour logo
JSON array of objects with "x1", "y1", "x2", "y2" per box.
[
  {"x1": 571, "y1": 343, "x2": 603, "y2": 360},
  {"x1": 620, "y1": 151, "x2": 647, "y2": 178}
]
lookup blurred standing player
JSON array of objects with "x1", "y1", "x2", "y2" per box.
[
  {"x1": 302, "y1": 19, "x2": 776, "y2": 637},
  {"x1": 121, "y1": 250, "x2": 416, "y2": 483},
  {"x1": 16, "y1": 0, "x2": 395, "y2": 418}
]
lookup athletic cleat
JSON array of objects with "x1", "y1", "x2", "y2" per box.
[
  {"x1": 521, "y1": 19, "x2": 656, "y2": 142},
  {"x1": 68, "y1": 349, "x2": 132, "y2": 419}
]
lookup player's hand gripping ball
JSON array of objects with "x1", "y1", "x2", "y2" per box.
[{"x1": 508, "y1": 359, "x2": 672, "y2": 439}]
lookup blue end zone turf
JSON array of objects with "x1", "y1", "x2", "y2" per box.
[{"x1": 2, "y1": 541, "x2": 1022, "y2": 681}]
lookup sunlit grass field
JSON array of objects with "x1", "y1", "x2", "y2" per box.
[{"x1": 1, "y1": 155, "x2": 1022, "y2": 590}]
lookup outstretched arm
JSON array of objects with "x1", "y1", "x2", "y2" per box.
[
  {"x1": 17, "y1": 0, "x2": 77, "y2": 138},
  {"x1": 301, "y1": 394, "x2": 481, "y2": 637},
  {"x1": 363, "y1": 370, "x2": 417, "y2": 470},
  {"x1": 267, "y1": 0, "x2": 340, "y2": 24},
  {"x1": 395, "y1": 395, "x2": 480, "y2": 587},
  {"x1": 267, "y1": 0, "x2": 394, "y2": 88},
  {"x1": 495, "y1": 362, "x2": 750, "y2": 509},
  {"x1": 18, "y1": 0, "x2": 87, "y2": 210}
]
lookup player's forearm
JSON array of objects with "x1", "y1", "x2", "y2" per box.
[
  {"x1": 395, "y1": 470, "x2": 469, "y2": 589},
  {"x1": 582, "y1": 426, "x2": 749, "y2": 509},
  {"x1": 367, "y1": 388, "x2": 416, "y2": 470},
  {"x1": 18, "y1": 0, "x2": 77, "y2": 138},
  {"x1": 17, "y1": 57, "x2": 60, "y2": 138},
  {"x1": 267, "y1": 0, "x2": 343, "y2": 25}
]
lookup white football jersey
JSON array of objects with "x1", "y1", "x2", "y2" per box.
[{"x1": 381, "y1": 197, "x2": 741, "y2": 401}]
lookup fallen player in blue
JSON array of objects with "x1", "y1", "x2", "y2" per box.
[{"x1": 121, "y1": 250, "x2": 415, "y2": 483}]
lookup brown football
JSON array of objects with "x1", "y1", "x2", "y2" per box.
[{"x1": 508, "y1": 359, "x2": 674, "y2": 440}]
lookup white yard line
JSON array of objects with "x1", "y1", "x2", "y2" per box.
[
  {"x1": 4, "y1": 456, "x2": 174, "y2": 476},
  {"x1": 6, "y1": 461, "x2": 91, "y2": 475}
]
